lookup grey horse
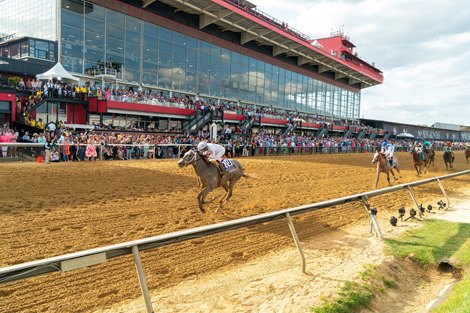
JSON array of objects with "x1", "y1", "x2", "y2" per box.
[{"x1": 178, "y1": 149, "x2": 253, "y2": 213}]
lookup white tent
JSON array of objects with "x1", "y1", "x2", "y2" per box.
[
  {"x1": 36, "y1": 62, "x2": 79, "y2": 82},
  {"x1": 396, "y1": 132, "x2": 415, "y2": 138}
]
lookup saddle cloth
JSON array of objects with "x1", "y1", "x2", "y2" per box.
[{"x1": 220, "y1": 159, "x2": 236, "y2": 172}]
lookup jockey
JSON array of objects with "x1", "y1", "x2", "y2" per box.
[
  {"x1": 423, "y1": 140, "x2": 432, "y2": 153},
  {"x1": 414, "y1": 140, "x2": 426, "y2": 160},
  {"x1": 197, "y1": 141, "x2": 226, "y2": 161},
  {"x1": 381, "y1": 140, "x2": 395, "y2": 166},
  {"x1": 197, "y1": 141, "x2": 229, "y2": 174},
  {"x1": 414, "y1": 140, "x2": 423, "y2": 152},
  {"x1": 466, "y1": 142, "x2": 470, "y2": 150},
  {"x1": 444, "y1": 141, "x2": 453, "y2": 152}
]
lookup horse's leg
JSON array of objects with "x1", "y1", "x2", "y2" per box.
[
  {"x1": 395, "y1": 166, "x2": 401, "y2": 178},
  {"x1": 386, "y1": 172, "x2": 391, "y2": 186},
  {"x1": 390, "y1": 168, "x2": 398, "y2": 180},
  {"x1": 197, "y1": 185, "x2": 214, "y2": 213},
  {"x1": 215, "y1": 183, "x2": 229, "y2": 213},
  {"x1": 375, "y1": 171, "x2": 380, "y2": 188},
  {"x1": 217, "y1": 176, "x2": 239, "y2": 212}
]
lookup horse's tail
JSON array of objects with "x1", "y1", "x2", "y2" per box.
[{"x1": 243, "y1": 173, "x2": 258, "y2": 179}]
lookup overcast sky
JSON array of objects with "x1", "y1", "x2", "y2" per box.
[{"x1": 250, "y1": 0, "x2": 470, "y2": 126}]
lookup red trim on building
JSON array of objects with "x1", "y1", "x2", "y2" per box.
[
  {"x1": 301, "y1": 122, "x2": 322, "y2": 129},
  {"x1": 223, "y1": 113, "x2": 245, "y2": 121},
  {"x1": 0, "y1": 91, "x2": 16, "y2": 122},
  {"x1": 87, "y1": 0, "x2": 363, "y2": 92},
  {"x1": 97, "y1": 100, "x2": 108, "y2": 113},
  {"x1": 106, "y1": 100, "x2": 196, "y2": 116},
  {"x1": 332, "y1": 125, "x2": 347, "y2": 132},
  {"x1": 88, "y1": 97, "x2": 98, "y2": 112},
  {"x1": 66, "y1": 104, "x2": 87, "y2": 124},
  {"x1": 260, "y1": 117, "x2": 288, "y2": 125}
]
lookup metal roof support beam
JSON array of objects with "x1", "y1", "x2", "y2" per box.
[
  {"x1": 273, "y1": 46, "x2": 288, "y2": 56},
  {"x1": 199, "y1": 14, "x2": 218, "y2": 29},
  {"x1": 142, "y1": 0, "x2": 157, "y2": 8},
  {"x1": 349, "y1": 78, "x2": 360, "y2": 85},
  {"x1": 318, "y1": 65, "x2": 330, "y2": 73},
  {"x1": 200, "y1": 10, "x2": 233, "y2": 29},
  {"x1": 335, "y1": 72, "x2": 347, "y2": 80},
  {"x1": 297, "y1": 56, "x2": 310, "y2": 66},
  {"x1": 241, "y1": 32, "x2": 258, "y2": 44}
]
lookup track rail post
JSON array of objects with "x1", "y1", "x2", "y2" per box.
[
  {"x1": 132, "y1": 246, "x2": 154, "y2": 313},
  {"x1": 360, "y1": 196, "x2": 384, "y2": 240},
  {"x1": 436, "y1": 178, "x2": 450, "y2": 209},
  {"x1": 406, "y1": 186, "x2": 422, "y2": 218},
  {"x1": 285, "y1": 213, "x2": 306, "y2": 274}
]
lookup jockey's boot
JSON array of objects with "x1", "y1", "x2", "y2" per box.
[{"x1": 389, "y1": 157, "x2": 394, "y2": 167}]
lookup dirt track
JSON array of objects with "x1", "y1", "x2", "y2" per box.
[{"x1": 0, "y1": 151, "x2": 469, "y2": 312}]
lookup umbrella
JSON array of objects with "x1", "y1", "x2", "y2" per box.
[{"x1": 396, "y1": 132, "x2": 414, "y2": 138}]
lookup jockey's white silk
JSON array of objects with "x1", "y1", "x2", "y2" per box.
[{"x1": 206, "y1": 143, "x2": 226, "y2": 161}]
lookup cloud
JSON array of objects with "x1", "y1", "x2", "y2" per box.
[{"x1": 250, "y1": 0, "x2": 470, "y2": 125}]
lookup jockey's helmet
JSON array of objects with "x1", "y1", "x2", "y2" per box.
[
  {"x1": 382, "y1": 141, "x2": 387, "y2": 147},
  {"x1": 197, "y1": 141, "x2": 208, "y2": 151}
]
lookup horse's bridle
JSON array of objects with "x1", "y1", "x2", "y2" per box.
[{"x1": 184, "y1": 150, "x2": 200, "y2": 165}]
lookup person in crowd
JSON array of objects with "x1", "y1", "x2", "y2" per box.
[
  {"x1": 0, "y1": 129, "x2": 9, "y2": 158},
  {"x1": 50, "y1": 147, "x2": 60, "y2": 162},
  {"x1": 22, "y1": 131, "x2": 31, "y2": 142},
  {"x1": 85, "y1": 137, "x2": 97, "y2": 161},
  {"x1": 7, "y1": 129, "x2": 18, "y2": 158},
  {"x1": 31, "y1": 133, "x2": 39, "y2": 143}
]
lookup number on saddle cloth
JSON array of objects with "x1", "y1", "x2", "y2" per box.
[{"x1": 220, "y1": 159, "x2": 236, "y2": 172}]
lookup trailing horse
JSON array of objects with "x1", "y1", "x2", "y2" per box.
[
  {"x1": 443, "y1": 150, "x2": 455, "y2": 170},
  {"x1": 372, "y1": 149, "x2": 400, "y2": 187},
  {"x1": 410, "y1": 147, "x2": 430, "y2": 176},
  {"x1": 178, "y1": 149, "x2": 254, "y2": 213},
  {"x1": 429, "y1": 149, "x2": 435, "y2": 165}
]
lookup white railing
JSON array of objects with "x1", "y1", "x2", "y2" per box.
[{"x1": 0, "y1": 169, "x2": 469, "y2": 313}]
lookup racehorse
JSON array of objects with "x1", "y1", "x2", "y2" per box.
[
  {"x1": 429, "y1": 149, "x2": 436, "y2": 165},
  {"x1": 372, "y1": 149, "x2": 400, "y2": 187},
  {"x1": 410, "y1": 147, "x2": 430, "y2": 176},
  {"x1": 466, "y1": 149, "x2": 470, "y2": 163},
  {"x1": 443, "y1": 150, "x2": 455, "y2": 170},
  {"x1": 178, "y1": 149, "x2": 253, "y2": 213}
]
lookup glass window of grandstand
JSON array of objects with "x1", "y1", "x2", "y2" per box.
[
  {"x1": 29, "y1": 39, "x2": 56, "y2": 61},
  {"x1": 57, "y1": 0, "x2": 363, "y2": 120}
]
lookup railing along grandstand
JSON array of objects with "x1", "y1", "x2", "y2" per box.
[
  {"x1": 1, "y1": 169, "x2": 468, "y2": 313},
  {"x1": 0, "y1": 142, "x2": 465, "y2": 163}
]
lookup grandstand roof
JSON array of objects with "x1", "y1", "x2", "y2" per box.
[{"x1": 142, "y1": 0, "x2": 383, "y2": 89}]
